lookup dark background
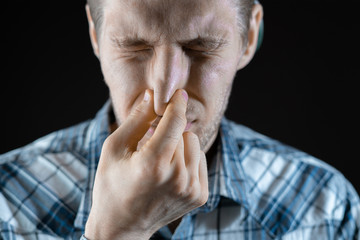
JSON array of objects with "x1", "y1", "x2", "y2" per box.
[{"x1": 3, "y1": 1, "x2": 359, "y2": 194}]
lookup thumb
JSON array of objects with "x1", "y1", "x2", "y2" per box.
[{"x1": 108, "y1": 90, "x2": 157, "y2": 154}]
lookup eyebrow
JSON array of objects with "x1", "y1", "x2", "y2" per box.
[
  {"x1": 111, "y1": 36, "x2": 228, "y2": 49},
  {"x1": 111, "y1": 37, "x2": 155, "y2": 48},
  {"x1": 179, "y1": 37, "x2": 229, "y2": 50}
]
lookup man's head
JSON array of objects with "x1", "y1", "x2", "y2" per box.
[{"x1": 85, "y1": 0, "x2": 263, "y2": 152}]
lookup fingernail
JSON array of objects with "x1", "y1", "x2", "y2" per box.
[
  {"x1": 182, "y1": 90, "x2": 188, "y2": 102},
  {"x1": 144, "y1": 90, "x2": 150, "y2": 102}
]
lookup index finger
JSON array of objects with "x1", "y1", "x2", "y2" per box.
[
  {"x1": 107, "y1": 90, "x2": 157, "y2": 154},
  {"x1": 146, "y1": 89, "x2": 188, "y2": 160}
]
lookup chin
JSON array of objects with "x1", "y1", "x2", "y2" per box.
[{"x1": 193, "y1": 120, "x2": 221, "y2": 153}]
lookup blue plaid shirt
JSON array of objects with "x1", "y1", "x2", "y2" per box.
[{"x1": 1, "y1": 101, "x2": 359, "y2": 239}]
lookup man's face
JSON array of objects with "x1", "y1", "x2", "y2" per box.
[{"x1": 94, "y1": 0, "x2": 246, "y2": 152}]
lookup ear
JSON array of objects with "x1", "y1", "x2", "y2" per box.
[
  {"x1": 237, "y1": 3, "x2": 263, "y2": 70},
  {"x1": 85, "y1": 4, "x2": 100, "y2": 58}
]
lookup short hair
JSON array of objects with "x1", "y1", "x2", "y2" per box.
[
  {"x1": 87, "y1": 0, "x2": 255, "y2": 44},
  {"x1": 233, "y1": 0, "x2": 255, "y2": 46},
  {"x1": 87, "y1": 0, "x2": 104, "y2": 35}
]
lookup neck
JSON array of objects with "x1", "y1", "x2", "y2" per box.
[{"x1": 205, "y1": 132, "x2": 221, "y2": 169}]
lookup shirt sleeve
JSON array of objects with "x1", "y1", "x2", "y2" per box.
[{"x1": 0, "y1": 220, "x2": 69, "y2": 240}]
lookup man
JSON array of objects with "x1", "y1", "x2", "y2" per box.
[{"x1": 1, "y1": 0, "x2": 359, "y2": 239}]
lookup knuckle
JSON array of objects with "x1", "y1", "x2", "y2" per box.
[
  {"x1": 102, "y1": 135, "x2": 130, "y2": 159},
  {"x1": 134, "y1": 166, "x2": 156, "y2": 184},
  {"x1": 183, "y1": 132, "x2": 200, "y2": 148},
  {"x1": 191, "y1": 190, "x2": 208, "y2": 207},
  {"x1": 174, "y1": 176, "x2": 202, "y2": 200},
  {"x1": 102, "y1": 136, "x2": 116, "y2": 153},
  {"x1": 187, "y1": 178, "x2": 208, "y2": 206},
  {"x1": 183, "y1": 131, "x2": 198, "y2": 141},
  {"x1": 188, "y1": 178, "x2": 201, "y2": 194},
  {"x1": 172, "y1": 182, "x2": 186, "y2": 197},
  {"x1": 130, "y1": 104, "x2": 147, "y2": 117},
  {"x1": 171, "y1": 172, "x2": 188, "y2": 195},
  {"x1": 186, "y1": 186, "x2": 200, "y2": 202},
  {"x1": 152, "y1": 164, "x2": 169, "y2": 183},
  {"x1": 198, "y1": 189, "x2": 209, "y2": 206},
  {"x1": 138, "y1": 157, "x2": 169, "y2": 183}
]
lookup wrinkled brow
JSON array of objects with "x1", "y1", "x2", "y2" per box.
[
  {"x1": 111, "y1": 36, "x2": 155, "y2": 48},
  {"x1": 179, "y1": 37, "x2": 229, "y2": 49},
  {"x1": 111, "y1": 35, "x2": 228, "y2": 49}
]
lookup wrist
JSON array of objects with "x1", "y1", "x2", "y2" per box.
[{"x1": 85, "y1": 213, "x2": 153, "y2": 240}]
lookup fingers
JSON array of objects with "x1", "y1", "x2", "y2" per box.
[
  {"x1": 147, "y1": 89, "x2": 188, "y2": 159},
  {"x1": 183, "y1": 132, "x2": 200, "y2": 177},
  {"x1": 168, "y1": 132, "x2": 208, "y2": 207},
  {"x1": 183, "y1": 132, "x2": 208, "y2": 205},
  {"x1": 172, "y1": 132, "x2": 185, "y2": 165},
  {"x1": 105, "y1": 90, "x2": 157, "y2": 155},
  {"x1": 198, "y1": 151, "x2": 209, "y2": 205}
]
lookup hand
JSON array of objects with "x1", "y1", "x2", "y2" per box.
[{"x1": 85, "y1": 89, "x2": 209, "y2": 240}]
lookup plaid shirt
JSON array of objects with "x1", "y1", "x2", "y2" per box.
[{"x1": 1, "y1": 101, "x2": 359, "y2": 240}]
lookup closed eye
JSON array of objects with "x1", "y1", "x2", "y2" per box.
[
  {"x1": 181, "y1": 37, "x2": 228, "y2": 55},
  {"x1": 128, "y1": 47, "x2": 153, "y2": 53},
  {"x1": 182, "y1": 46, "x2": 210, "y2": 55},
  {"x1": 111, "y1": 36, "x2": 154, "y2": 52}
]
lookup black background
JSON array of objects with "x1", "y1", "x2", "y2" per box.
[{"x1": 3, "y1": 1, "x2": 359, "y2": 194}]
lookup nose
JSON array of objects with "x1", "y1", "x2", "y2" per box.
[{"x1": 149, "y1": 45, "x2": 189, "y2": 116}]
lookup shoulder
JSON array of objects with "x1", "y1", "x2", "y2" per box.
[
  {"x1": 0, "y1": 120, "x2": 94, "y2": 237},
  {"x1": 0, "y1": 120, "x2": 92, "y2": 166},
  {"x1": 222, "y1": 119, "x2": 360, "y2": 238},
  {"x1": 0, "y1": 120, "x2": 93, "y2": 205}
]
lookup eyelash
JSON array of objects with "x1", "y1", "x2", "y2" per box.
[
  {"x1": 133, "y1": 48, "x2": 153, "y2": 53},
  {"x1": 183, "y1": 47, "x2": 213, "y2": 56},
  {"x1": 122, "y1": 46, "x2": 214, "y2": 59}
]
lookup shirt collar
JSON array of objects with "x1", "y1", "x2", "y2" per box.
[
  {"x1": 86, "y1": 99, "x2": 113, "y2": 162},
  {"x1": 75, "y1": 100, "x2": 112, "y2": 230},
  {"x1": 192, "y1": 117, "x2": 255, "y2": 215}
]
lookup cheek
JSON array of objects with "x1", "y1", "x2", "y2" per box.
[
  {"x1": 100, "y1": 39, "x2": 146, "y2": 90},
  {"x1": 100, "y1": 48, "x2": 147, "y2": 121},
  {"x1": 191, "y1": 58, "x2": 237, "y2": 124},
  {"x1": 101, "y1": 56, "x2": 144, "y2": 90},
  {"x1": 192, "y1": 58, "x2": 237, "y2": 101},
  {"x1": 203, "y1": 62, "x2": 234, "y2": 88}
]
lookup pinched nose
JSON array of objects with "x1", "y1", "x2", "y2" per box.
[{"x1": 149, "y1": 45, "x2": 189, "y2": 116}]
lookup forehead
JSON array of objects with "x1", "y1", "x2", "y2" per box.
[{"x1": 102, "y1": 0, "x2": 238, "y2": 42}]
